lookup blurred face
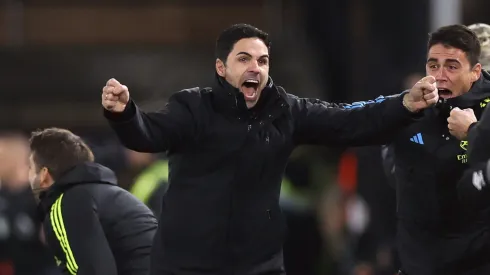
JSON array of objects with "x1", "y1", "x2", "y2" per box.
[
  {"x1": 426, "y1": 43, "x2": 481, "y2": 99},
  {"x1": 28, "y1": 154, "x2": 51, "y2": 199},
  {"x1": 216, "y1": 37, "x2": 270, "y2": 108}
]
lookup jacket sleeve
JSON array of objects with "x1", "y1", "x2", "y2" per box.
[
  {"x1": 457, "y1": 160, "x2": 490, "y2": 210},
  {"x1": 47, "y1": 189, "x2": 117, "y2": 275},
  {"x1": 292, "y1": 93, "x2": 418, "y2": 146},
  {"x1": 104, "y1": 90, "x2": 196, "y2": 153},
  {"x1": 467, "y1": 106, "x2": 490, "y2": 164}
]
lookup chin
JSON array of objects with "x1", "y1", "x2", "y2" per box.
[{"x1": 245, "y1": 100, "x2": 258, "y2": 109}]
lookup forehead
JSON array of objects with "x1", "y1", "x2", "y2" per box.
[
  {"x1": 428, "y1": 44, "x2": 468, "y2": 63},
  {"x1": 229, "y1": 38, "x2": 269, "y2": 57}
]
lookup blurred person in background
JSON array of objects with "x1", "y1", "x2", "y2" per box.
[
  {"x1": 468, "y1": 23, "x2": 490, "y2": 71},
  {"x1": 31, "y1": 128, "x2": 157, "y2": 275},
  {"x1": 126, "y1": 149, "x2": 169, "y2": 217},
  {"x1": 379, "y1": 24, "x2": 490, "y2": 275},
  {"x1": 0, "y1": 132, "x2": 59, "y2": 275},
  {"x1": 102, "y1": 23, "x2": 438, "y2": 275}
]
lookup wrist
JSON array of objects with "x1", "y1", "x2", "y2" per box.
[{"x1": 402, "y1": 94, "x2": 418, "y2": 113}]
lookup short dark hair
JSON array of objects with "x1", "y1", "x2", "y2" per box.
[
  {"x1": 29, "y1": 128, "x2": 94, "y2": 180},
  {"x1": 428, "y1": 24, "x2": 481, "y2": 67},
  {"x1": 215, "y1": 23, "x2": 271, "y2": 63}
]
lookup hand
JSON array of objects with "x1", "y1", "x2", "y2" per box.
[
  {"x1": 448, "y1": 107, "x2": 477, "y2": 140},
  {"x1": 102, "y1": 78, "x2": 130, "y2": 113},
  {"x1": 403, "y1": 75, "x2": 439, "y2": 112}
]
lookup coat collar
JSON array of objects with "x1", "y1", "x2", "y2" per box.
[{"x1": 209, "y1": 73, "x2": 289, "y2": 119}]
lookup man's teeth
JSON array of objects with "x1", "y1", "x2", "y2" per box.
[{"x1": 245, "y1": 80, "x2": 259, "y2": 83}]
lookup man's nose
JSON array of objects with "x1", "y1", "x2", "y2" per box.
[
  {"x1": 434, "y1": 67, "x2": 447, "y2": 80},
  {"x1": 248, "y1": 60, "x2": 260, "y2": 73}
]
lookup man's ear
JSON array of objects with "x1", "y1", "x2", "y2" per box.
[
  {"x1": 39, "y1": 167, "x2": 54, "y2": 189},
  {"x1": 472, "y1": 63, "x2": 482, "y2": 82},
  {"x1": 216, "y1": 59, "x2": 226, "y2": 77}
]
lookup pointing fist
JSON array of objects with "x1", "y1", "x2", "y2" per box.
[
  {"x1": 102, "y1": 78, "x2": 130, "y2": 113},
  {"x1": 448, "y1": 107, "x2": 477, "y2": 140},
  {"x1": 403, "y1": 75, "x2": 439, "y2": 112}
]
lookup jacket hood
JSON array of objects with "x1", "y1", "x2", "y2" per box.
[{"x1": 37, "y1": 162, "x2": 117, "y2": 221}]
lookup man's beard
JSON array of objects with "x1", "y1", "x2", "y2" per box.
[{"x1": 31, "y1": 177, "x2": 46, "y2": 203}]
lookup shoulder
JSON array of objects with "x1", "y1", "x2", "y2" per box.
[
  {"x1": 167, "y1": 87, "x2": 212, "y2": 111},
  {"x1": 170, "y1": 87, "x2": 209, "y2": 102},
  {"x1": 55, "y1": 186, "x2": 96, "y2": 211}
]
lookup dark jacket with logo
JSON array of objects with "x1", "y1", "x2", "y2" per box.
[
  {"x1": 383, "y1": 71, "x2": 490, "y2": 275},
  {"x1": 104, "y1": 74, "x2": 417, "y2": 275},
  {"x1": 38, "y1": 162, "x2": 158, "y2": 275}
]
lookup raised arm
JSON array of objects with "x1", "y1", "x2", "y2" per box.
[
  {"x1": 292, "y1": 76, "x2": 438, "y2": 146},
  {"x1": 102, "y1": 78, "x2": 196, "y2": 153}
]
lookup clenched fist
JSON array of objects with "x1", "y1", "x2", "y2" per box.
[
  {"x1": 403, "y1": 75, "x2": 439, "y2": 112},
  {"x1": 102, "y1": 78, "x2": 130, "y2": 113},
  {"x1": 448, "y1": 107, "x2": 477, "y2": 140}
]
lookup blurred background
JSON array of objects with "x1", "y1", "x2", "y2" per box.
[{"x1": 0, "y1": 0, "x2": 489, "y2": 274}]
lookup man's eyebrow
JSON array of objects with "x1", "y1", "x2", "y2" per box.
[
  {"x1": 236, "y1": 52, "x2": 252, "y2": 57},
  {"x1": 236, "y1": 52, "x2": 270, "y2": 59}
]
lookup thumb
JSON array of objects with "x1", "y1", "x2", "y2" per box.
[{"x1": 463, "y1": 108, "x2": 474, "y2": 113}]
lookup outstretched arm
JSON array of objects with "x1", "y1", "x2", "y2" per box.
[{"x1": 292, "y1": 76, "x2": 438, "y2": 146}]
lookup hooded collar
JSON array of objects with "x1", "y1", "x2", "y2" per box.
[
  {"x1": 37, "y1": 162, "x2": 117, "y2": 221},
  {"x1": 438, "y1": 70, "x2": 490, "y2": 108},
  {"x1": 209, "y1": 73, "x2": 289, "y2": 119}
]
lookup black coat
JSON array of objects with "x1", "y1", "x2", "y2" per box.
[
  {"x1": 105, "y1": 74, "x2": 416, "y2": 275},
  {"x1": 384, "y1": 71, "x2": 490, "y2": 275},
  {"x1": 38, "y1": 163, "x2": 158, "y2": 275}
]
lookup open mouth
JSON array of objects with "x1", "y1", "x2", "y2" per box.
[
  {"x1": 438, "y1": 89, "x2": 453, "y2": 99},
  {"x1": 241, "y1": 79, "x2": 260, "y2": 101}
]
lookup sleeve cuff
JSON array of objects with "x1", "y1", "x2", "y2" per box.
[
  {"x1": 398, "y1": 91, "x2": 424, "y2": 119},
  {"x1": 103, "y1": 100, "x2": 137, "y2": 123},
  {"x1": 468, "y1": 121, "x2": 478, "y2": 132}
]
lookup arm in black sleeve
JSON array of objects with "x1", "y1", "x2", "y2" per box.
[
  {"x1": 292, "y1": 92, "x2": 419, "y2": 146},
  {"x1": 457, "y1": 160, "x2": 490, "y2": 210},
  {"x1": 48, "y1": 189, "x2": 117, "y2": 275},
  {"x1": 467, "y1": 106, "x2": 490, "y2": 164},
  {"x1": 104, "y1": 90, "x2": 196, "y2": 153}
]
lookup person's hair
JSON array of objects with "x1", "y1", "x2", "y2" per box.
[
  {"x1": 215, "y1": 23, "x2": 271, "y2": 63},
  {"x1": 29, "y1": 128, "x2": 94, "y2": 180},
  {"x1": 428, "y1": 24, "x2": 481, "y2": 67}
]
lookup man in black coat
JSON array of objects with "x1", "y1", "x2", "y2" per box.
[
  {"x1": 31, "y1": 128, "x2": 158, "y2": 275},
  {"x1": 380, "y1": 25, "x2": 490, "y2": 275},
  {"x1": 102, "y1": 23, "x2": 438, "y2": 275}
]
